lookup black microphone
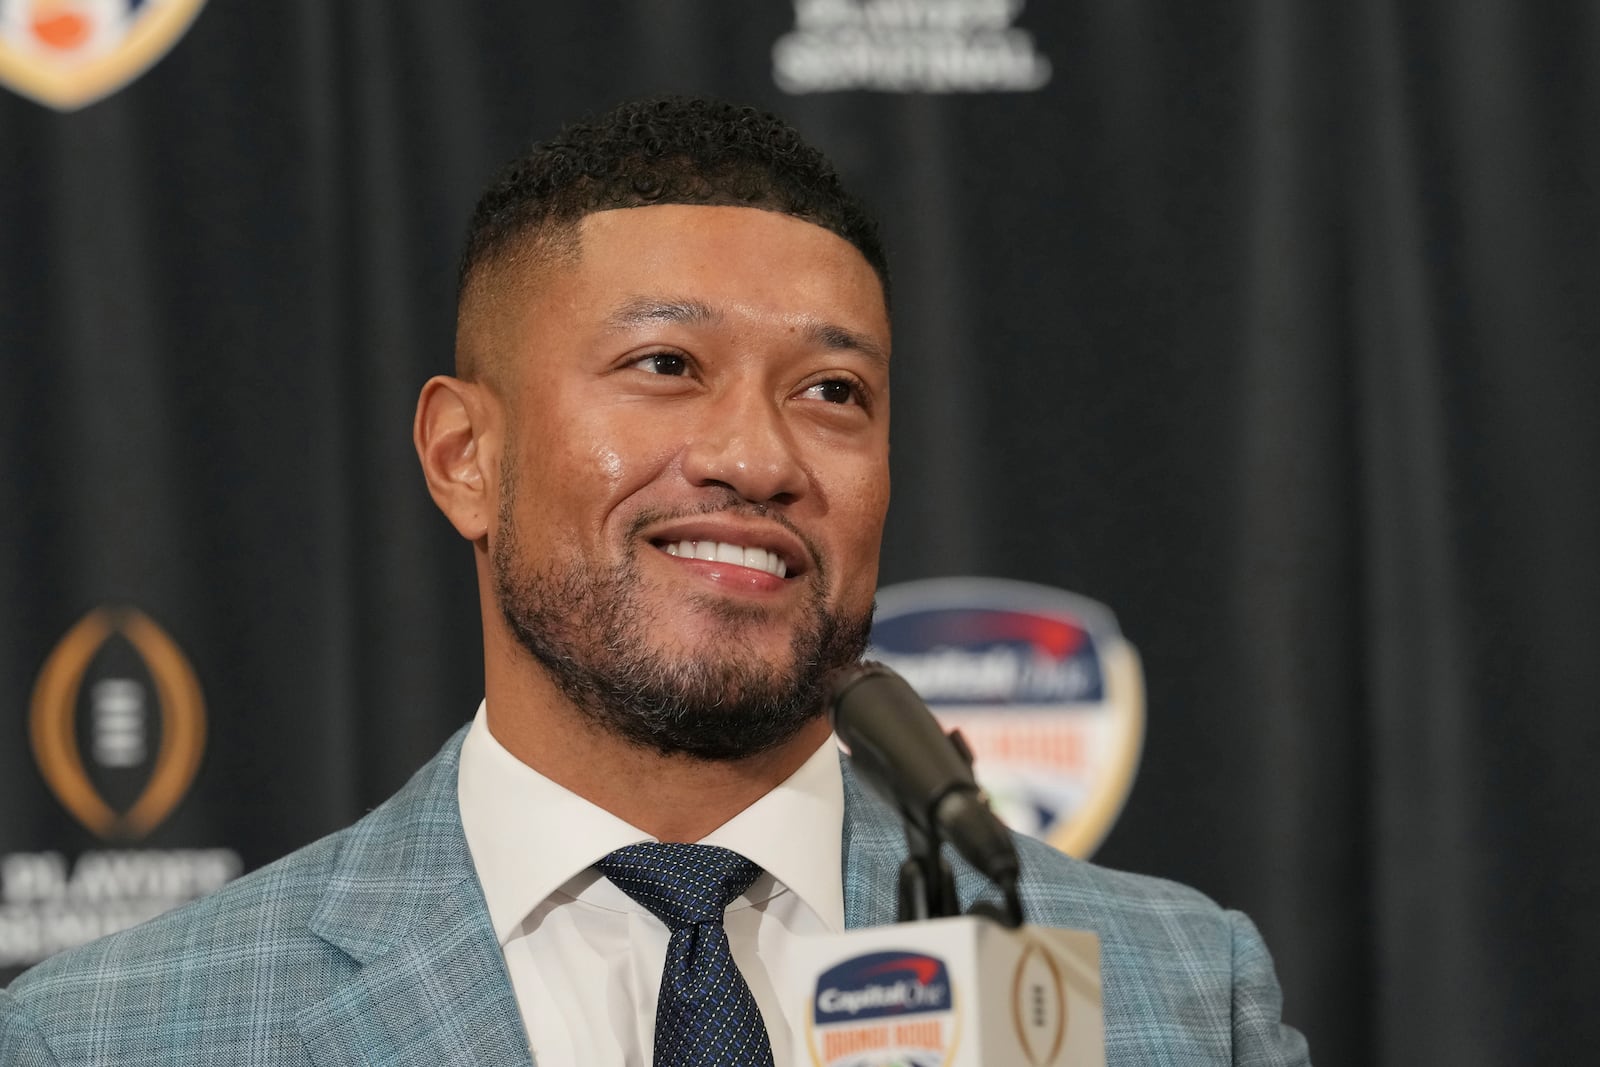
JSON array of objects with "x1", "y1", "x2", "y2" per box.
[{"x1": 828, "y1": 661, "x2": 1021, "y2": 901}]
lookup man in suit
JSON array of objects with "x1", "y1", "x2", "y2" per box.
[{"x1": 1, "y1": 96, "x2": 1310, "y2": 1065}]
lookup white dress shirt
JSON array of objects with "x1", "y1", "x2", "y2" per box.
[{"x1": 457, "y1": 702, "x2": 845, "y2": 1067}]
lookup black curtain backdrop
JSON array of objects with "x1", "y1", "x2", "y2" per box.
[{"x1": 3, "y1": 3, "x2": 1597, "y2": 1064}]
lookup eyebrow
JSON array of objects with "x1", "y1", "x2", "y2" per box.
[
  {"x1": 605, "y1": 298, "x2": 721, "y2": 331},
  {"x1": 607, "y1": 296, "x2": 889, "y2": 369},
  {"x1": 806, "y1": 321, "x2": 889, "y2": 369}
]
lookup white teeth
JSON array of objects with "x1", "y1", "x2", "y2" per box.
[{"x1": 659, "y1": 539, "x2": 789, "y2": 578}]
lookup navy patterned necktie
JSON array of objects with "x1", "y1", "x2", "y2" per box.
[{"x1": 595, "y1": 843, "x2": 775, "y2": 1067}]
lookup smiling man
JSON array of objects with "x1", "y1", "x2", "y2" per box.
[
  {"x1": 430, "y1": 201, "x2": 891, "y2": 822},
  {"x1": 1, "y1": 97, "x2": 1310, "y2": 1066}
]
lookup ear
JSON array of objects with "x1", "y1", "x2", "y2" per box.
[{"x1": 414, "y1": 375, "x2": 498, "y2": 542}]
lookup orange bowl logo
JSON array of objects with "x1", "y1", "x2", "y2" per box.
[
  {"x1": 30, "y1": 606, "x2": 206, "y2": 839},
  {"x1": 868, "y1": 578, "x2": 1144, "y2": 859},
  {"x1": 0, "y1": 0, "x2": 209, "y2": 111}
]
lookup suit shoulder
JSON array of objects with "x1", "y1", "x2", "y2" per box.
[
  {"x1": 5, "y1": 728, "x2": 467, "y2": 1014},
  {"x1": 5, "y1": 827, "x2": 349, "y2": 1012},
  {"x1": 0, "y1": 734, "x2": 472, "y2": 1064},
  {"x1": 1, "y1": 828, "x2": 374, "y2": 1066},
  {"x1": 1016, "y1": 832, "x2": 1215, "y2": 902},
  {"x1": 1010, "y1": 832, "x2": 1230, "y2": 932}
]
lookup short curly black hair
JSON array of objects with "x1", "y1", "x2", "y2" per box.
[{"x1": 458, "y1": 95, "x2": 889, "y2": 309}]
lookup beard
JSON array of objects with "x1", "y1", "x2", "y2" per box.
[{"x1": 490, "y1": 480, "x2": 873, "y2": 761}]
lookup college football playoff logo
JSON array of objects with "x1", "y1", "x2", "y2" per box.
[{"x1": 30, "y1": 606, "x2": 206, "y2": 839}]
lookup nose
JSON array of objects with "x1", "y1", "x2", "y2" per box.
[{"x1": 680, "y1": 386, "x2": 808, "y2": 505}]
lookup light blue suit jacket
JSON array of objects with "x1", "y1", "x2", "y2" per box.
[{"x1": 1, "y1": 729, "x2": 1309, "y2": 1065}]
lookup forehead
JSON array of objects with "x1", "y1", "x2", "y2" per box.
[
  {"x1": 460, "y1": 204, "x2": 892, "y2": 386},
  {"x1": 566, "y1": 204, "x2": 888, "y2": 323}
]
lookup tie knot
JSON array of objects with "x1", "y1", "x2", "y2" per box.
[{"x1": 596, "y1": 843, "x2": 763, "y2": 931}]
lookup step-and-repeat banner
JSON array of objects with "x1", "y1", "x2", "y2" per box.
[{"x1": 5, "y1": 4, "x2": 1598, "y2": 1064}]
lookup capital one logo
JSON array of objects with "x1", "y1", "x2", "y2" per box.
[{"x1": 30, "y1": 607, "x2": 206, "y2": 839}]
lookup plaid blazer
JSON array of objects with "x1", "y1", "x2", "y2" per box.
[{"x1": 1, "y1": 729, "x2": 1309, "y2": 1066}]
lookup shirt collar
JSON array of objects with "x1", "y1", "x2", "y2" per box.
[
  {"x1": 699, "y1": 728, "x2": 845, "y2": 933},
  {"x1": 457, "y1": 702, "x2": 845, "y2": 944}
]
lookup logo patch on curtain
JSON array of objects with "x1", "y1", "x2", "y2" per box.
[
  {"x1": 0, "y1": 0, "x2": 209, "y2": 111},
  {"x1": 868, "y1": 578, "x2": 1144, "y2": 858},
  {"x1": 29, "y1": 606, "x2": 207, "y2": 840},
  {"x1": 774, "y1": 0, "x2": 1053, "y2": 94},
  {"x1": 2, "y1": 606, "x2": 237, "y2": 980}
]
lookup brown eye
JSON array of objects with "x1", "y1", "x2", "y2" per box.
[
  {"x1": 634, "y1": 352, "x2": 688, "y2": 375},
  {"x1": 806, "y1": 379, "x2": 860, "y2": 405}
]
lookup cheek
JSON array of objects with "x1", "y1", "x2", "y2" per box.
[
  {"x1": 827, "y1": 456, "x2": 891, "y2": 592},
  {"x1": 595, "y1": 447, "x2": 624, "y2": 484},
  {"x1": 525, "y1": 409, "x2": 680, "y2": 534}
]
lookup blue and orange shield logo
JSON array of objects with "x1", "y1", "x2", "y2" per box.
[
  {"x1": 869, "y1": 578, "x2": 1146, "y2": 859},
  {"x1": 0, "y1": 0, "x2": 208, "y2": 111}
]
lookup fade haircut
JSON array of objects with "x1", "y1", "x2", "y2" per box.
[{"x1": 455, "y1": 95, "x2": 889, "y2": 382}]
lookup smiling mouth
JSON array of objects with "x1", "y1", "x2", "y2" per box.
[{"x1": 655, "y1": 539, "x2": 789, "y2": 579}]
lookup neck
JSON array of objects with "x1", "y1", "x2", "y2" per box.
[{"x1": 484, "y1": 661, "x2": 833, "y2": 843}]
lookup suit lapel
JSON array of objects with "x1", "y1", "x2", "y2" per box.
[
  {"x1": 289, "y1": 736, "x2": 971, "y2": 1064},
  {"x1": 294, "y1": 729, "x2": 533, "y2": 1067},
  {"x1": 840, "y1": 757, "x2": 905, "y2": 929},
  {"x1": 296, "y1": 876, "x2": 530, "y2": 1067},
  {"x1": 840, "y1": 755, "x2": 1054, "y2": 929}
]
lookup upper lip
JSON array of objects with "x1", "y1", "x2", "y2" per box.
[{"x1": 645, "y1": 517, "x2": 812, "y2": 577}]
